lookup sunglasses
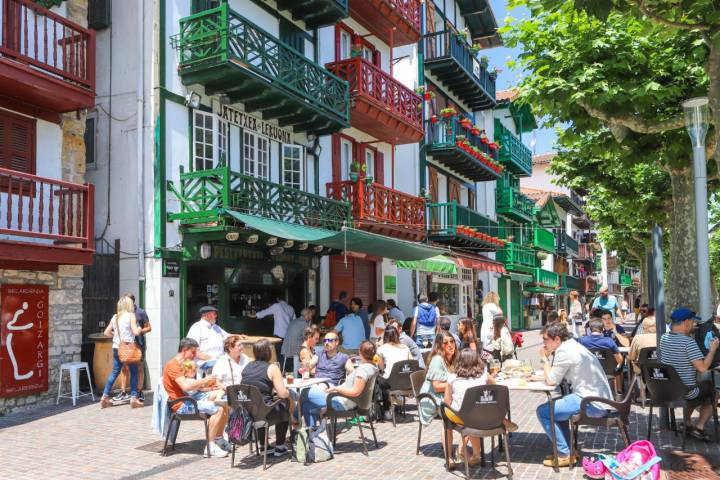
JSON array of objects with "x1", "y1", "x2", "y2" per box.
[
  {"x1": 323, "y1": 338, "x2": 338, "y2": 344},
  {"x1": 443, "y1": 340, "x2": 455, "y2": 345}
]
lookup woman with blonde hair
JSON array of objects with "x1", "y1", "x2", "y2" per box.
[
  {"x1": 100, "y1": 295, "x2": 143, "y2": 408},
  {"x1": 480, "y1": 292, "x2": 502, "y2": 357}
]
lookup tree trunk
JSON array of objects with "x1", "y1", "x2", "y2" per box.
[{"x1": 665, "y1": 167, "x2": 699, "y2": 312}]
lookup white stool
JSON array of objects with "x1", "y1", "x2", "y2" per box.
[{"x1": 56, "y1": 362, "x2": 95, "y2": 406}]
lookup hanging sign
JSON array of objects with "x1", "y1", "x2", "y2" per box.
[
  {"x1": 1, "y1": 285, "x2": 49, "y2": 397},
  {"x1": 217, "y1": 105, "x2": 293, "y2": 144}
]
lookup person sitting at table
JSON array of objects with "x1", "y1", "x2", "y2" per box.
[
  {"x1": 336, "y1": 298, "x2": 367, "y2": 353},
  {"x1": 388, "y1": 319, "x2": 424, "y2": 368},
  {"x1": 659, "y1": 307, "x2": 720, "y2": 442},
  {"x1": 439, "y1": 316, "x2": 462, "y2": 349},
  {"x1": 241, "y1": 339, "x2": 292, "y2": 457},
  {"x1": 628, "y1": 316, "x2": 657, "y2": 376},
  {"x1": 300, "y1": 340, "x2": 379, "y2": 426},
  {"x1": 443, "y1": 348, "x2": 516, "y2": 468},
  {"x1": 314, "y1": 330, "x2": 354, "y2": 386},
  {"x1": 579, "y1": 318, "x2": 624, "y2": 392},
  {"x1": 457, "y1": 318, "x2": 478, "y2": 351},
  {"x1": 163, "y1": 338, "x2": 230, "y2": 457},
  {"x1": 298, "y1": 325, "x2": 320, "y2": 377},
  {"x1": 531, "y1": 322, "x2": 613, "y2": 468},
  {"x1": 186, "y1": 306, "x2": 229, "y2": 372},
  {"x1": 211, "y1": 335, "x2": 251, "y2": 388},
  {"x1": 376, "y1": 326, "x2": 413, "y2": 420},
  {"x1": 490, "y1": 315, "x2": 514, "y2": 362},
  {"x1": 181, "y1": 360, "x2": 225, "y2": 402},
  {"x1": 599, "y1": 309, "x2": 630, "y2": 347},
  {"x1": 419, "y1": 331, "x2": 458, "y2": 458}
]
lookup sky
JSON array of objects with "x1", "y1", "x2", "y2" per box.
[{"x1": 486, "y1": 0, "x2": 558, "y2": 155}]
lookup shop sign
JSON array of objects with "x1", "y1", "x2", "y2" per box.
[
  {"x1": 383, "y1": 275, "x2": 397, "y2": 295},
  {"x1": 0, "y1": 285, "x2": 49, "y2": 397},
  {"x1": 217, "y1": 105, "x2": 292, "y2": 144},
  {"x1": 163, "y1": 259, "x2": 181, "y2": 277}
]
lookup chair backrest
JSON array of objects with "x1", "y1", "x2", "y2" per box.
[
  {"x1": 409, "y1": 370, "x2": 426, "y2": 398},
  {"x1": 637, "y1": 346, "x2": 658, "y2": 365},
  {"x1": 387, "y1": 360, "x2": 421, "y2": 391},
  {"x1": 226, "y1": 384, "x2": 270, "y2": 420},
  {"x1": 640, "y1": 362, "x2": 689, "y2": 405},
  {"x1": 353, "y1": 370, "x2": 379, "y2": 411},
  {"x1": 589, "y1": 348, "x2": 618, "y2": 376},
  {"x1": 455, "y1": 384, "x2": 510, "y2": 431}
]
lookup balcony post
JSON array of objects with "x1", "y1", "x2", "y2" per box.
[
  {"x1": 86, "y1": 183, "x2": 95, "y2": 251},
  {"x1": 356, "y1": 177, "x2": 365, "y2": 221},
  {"x1": 222, "y1": 166, "x2": 231, "y2": 211}
]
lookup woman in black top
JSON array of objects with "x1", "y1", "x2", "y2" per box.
[{"x1": 241, "y1": 340, "x2": 292, "y2": 456}]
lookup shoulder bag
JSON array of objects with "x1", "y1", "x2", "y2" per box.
[{"x1": 116, "y1": 314, "x2": 142, "y2": 364}]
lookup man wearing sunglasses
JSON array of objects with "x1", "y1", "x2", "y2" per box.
[
  {"x1": 314, "y1": 330, "x2": 354, "y2": 387},
  {"x1": 531, "y1": 322, "x2": 613, "y2": 467}
]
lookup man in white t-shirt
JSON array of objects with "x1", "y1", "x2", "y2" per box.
[
  {"x1": 410, "y1": 293, "x2": 440, "y2": 348},
  {"x1": 186, "y1": 305, "x2": 231, "y2": 371},
  {"x1": 256, "y1": 297, "x2": 296, "y2": 365}
]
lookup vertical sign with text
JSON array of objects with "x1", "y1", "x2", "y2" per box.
[{"x1": 1, "y1": 285, "x2": 49, "y2": 397}]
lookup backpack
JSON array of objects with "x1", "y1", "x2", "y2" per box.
[
  {"x1": 583, "y1": 440, "x2": 661, "y2": 480},
  {"x1": 294, "y1": 422, "x2": 334, "y2": 464},
  {"x1": 694, "y1": 319, "x2": 720, "y2": 366},
  {"x1": 416, "y1": 304, "x2": 437, "y2": 327},
  {"x1": 225, "y1": 407, "x2": 253, "y2": 445}
]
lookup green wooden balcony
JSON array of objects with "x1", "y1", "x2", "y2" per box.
[
  {"x1": 167, "y1": 166, "x2": 351, "y2": 230},
  {"x1": 494, "y1": 120, "x2": 532, "y2": 177},
  {"x1": 533, "y1": 226, "x2": 556, "y2": 253},
  {"x1": 556, "y1": 233, "x2": 579, "y2": 257},
  {"x1": 496, "y1": 185, "x2": 535, "y2": 223},
  {"x1": 427, "y1": 201, "x2": 504, "y2": 250},
  {"x1": 534, "y1": 268, "x2": 559, "y2": 288},
  {"x1": 172, "y1": 4, "x2": 349, "y2": 135},
  {"x1": 276, "y1": 0, "x2": 348, "y2": 29},
  {"x1": 425, "y1": 116, "x2": 502, "y2": 181},
  {"x1": 496, "y1": 242, "x2": 536, "y2": 273},
  {"x1": 562, "y1": 273, "x2": 582, "y2": 291}
]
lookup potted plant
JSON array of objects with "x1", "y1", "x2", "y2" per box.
[
  {"x1": 430, "y1": 115, "x2": 438, "y2": 124},
  {"x1": 469, "y1": 43, "x2": 482, "y2": 55},
  {"x1": 456, "y1": 134, "x2": 466, "y2": 142},
  {"x1": 489, "y1": 66, "x2": 502, "y2": 80},
  {"x1": 440, "y1": 107, "x2": 457, "y2": 118},
  {"x1": 537, "y1": 251, "x2": 548, "y2": 261},
  {"x1": 364, "y1": 175, "x2": 374, "y2": 185},
  {"x1": 350, "y1": 44, "x2": 363, "y2": 58},
  {"x1": 479, "y1": 55, "x2": 489, "y2": 68},
  {"x1": 470, "y1": 126, "x2": 481, "y2": 136},
  {"x1": 350, "y1": 161, "x2": 361, "y2": 181},
  {"x1": 416, "y1": 103, "x2": 424, "y2": 111},
  {"x1": 460, "y1": 117, "x2": 472, "y2": 129},
  {"x1": 454, "y1": 29, "x2": 468, "y2": 41}
]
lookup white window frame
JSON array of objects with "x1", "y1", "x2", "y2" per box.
[
  {"x1": 340, "y1": 30, "x2": 352, "y2": 60},
  {"x1": 281, "y1": 144, "x2": 305, "y2": 190},
  {"x1": 243, "y1": 131, "x2": 269, "y2": 179},
  {"x1": 340, "y1": 138, "x2": 352, "y2": 180},
  {"x1": 192, "y1": 110, "x2": 227, "y2": 171},
  {"x1": 364, "y1": 148, "x2": 375, "y2": 179}
]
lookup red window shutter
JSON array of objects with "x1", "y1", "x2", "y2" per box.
[
  {"x1": 0, "y1": 111, "x2": 35, "y2": 175},
  {"x1": 375, "y1": 151, "x2": 384, "y2": 185},
  {"x1": 468, "y1": 189, "x2": 476, "y2": 210},
  {"x1": 331, "y1": 134, "x2": 341, "y2": 182},
  {"x1": 372, "y1": 50, "x2": 381, "y2": 68}
]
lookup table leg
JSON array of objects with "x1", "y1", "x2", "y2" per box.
[{"x1": 547, "y1": 392, "x2": 559, "y2": 472}]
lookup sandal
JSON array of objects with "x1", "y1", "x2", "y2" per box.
[{"x1": 689, "y1": 427, "x2": 713, "y2": 442}]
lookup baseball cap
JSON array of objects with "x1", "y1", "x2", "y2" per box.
[{"x1": 670, "y1": 307, "x2": 701, "y2": 323}]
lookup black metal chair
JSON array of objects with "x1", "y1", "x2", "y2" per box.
[
  {"x1": 569, "y1": 376, "x2": 638, "y2": 467},
  {"x1": 439, "y1": 384, "x2": 513, "y2": 480},
  {"x1": 634, "y1": 346, "x2": 658, "y2": 405},
  {"x1": 325, "y1": 371, "x2": 379, "y2": 456},
  {"x1": 226, "y1": 384, "x2": 289, "y2": 470},
  {"x1": 409, "y1": 369, "x2": 438, "y2": 455},
  {"x1": 385, "y1": 360, "x2": 422, "y2": 427},
  {"x1": 641, "y1": 362, "x2": 692, "y2": 449},
  {"x1": 590, "y1": 348, "x2": 622, "y2": 395},
  {"x1": 162, "y1": 396, "x2": 212, "y2": 458}
]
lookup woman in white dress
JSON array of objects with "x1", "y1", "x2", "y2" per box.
[{"x1": 480, "y1": 292, "x2": 502, "y2": 355}]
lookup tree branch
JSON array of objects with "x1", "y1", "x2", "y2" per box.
[
  {"x1": 628, "y1": 0, "x2": 711, "y2": 31},
  {"x1": 577, "y1": 100, "x2": 685, "y2": 135}
]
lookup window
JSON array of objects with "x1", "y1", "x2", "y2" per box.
[
  {"x1": 243, "y1": 131, "x2": 269, "y2": 179},
  {"x1": 193, "y1": 110, "x2": 226, "y2": 171},
  {"x1": 364, "y1": 148, "x2": 374, "y2": 179},
  {"x1": 0, "y1": 110, "x2": 35, "y2": 175},
  {"x1": 282, "y1": 144, "x2": 304, "y2": 190},
  {"x1": 339, "y1": 30, "x2": 351, "y2": 60},
  {"x1": 340, "y1": 139, "x2": 352, "y2": 180},
  {"x1": 84, "y1": 112, "x2": 97, "y2": 169}
]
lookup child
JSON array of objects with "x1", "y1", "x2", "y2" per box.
[{"x1": 182, "y1": 361, "x2": 224, "y2": 402}]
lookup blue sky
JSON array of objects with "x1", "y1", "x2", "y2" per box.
[{"x1": 486, "y1": 0, "x2": 558, "y2": 155}]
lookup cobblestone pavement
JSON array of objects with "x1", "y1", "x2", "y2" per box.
[{"x1": 1, "y1": 329, "x2": 719, "y2": 479}]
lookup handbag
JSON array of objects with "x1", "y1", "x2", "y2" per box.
[{"x1": 115, "y1": 315, "x2": 142, "y2": 363}]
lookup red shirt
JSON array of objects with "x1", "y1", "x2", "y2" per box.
[{"x1": 163, "y1": 358, "x2": 186, "y2": 412}]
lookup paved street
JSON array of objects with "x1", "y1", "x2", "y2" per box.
[{"x1": 1, "y1": 329, "x2": 719, "y2": 479}]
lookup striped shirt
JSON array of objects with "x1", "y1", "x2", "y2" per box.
[{"x1": 659, "y1": 332, "x2": 703, "y2": 399}]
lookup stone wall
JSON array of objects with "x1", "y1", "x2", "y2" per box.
[{"x1": 0, "y1": 266, "x2": 84, "y2": 415}]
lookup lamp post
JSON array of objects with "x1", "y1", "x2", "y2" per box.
[{"x1": 682, "y1": 97, "x2": 712, "y2": 320}]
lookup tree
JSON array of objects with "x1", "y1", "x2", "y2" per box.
[{"x1": 503, "y1": 2, "x2": 717, "y2": 309}]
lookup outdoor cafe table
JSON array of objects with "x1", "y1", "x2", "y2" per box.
[
  {"x1": 285, "y1": 377, "x2": 329, "y2": 429},
  {"x1": 495, "y1": 378, "x2": 562, "y2": 471}
]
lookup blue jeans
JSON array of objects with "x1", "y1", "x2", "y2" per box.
[
  {"x1": 177, "y1": 391, "x2": 219, "y2": 415},
  {"x1": 300, "y1": 385, "x2": 351, "y2": 427},
  {"x1": 415, "y1": 334, "x2": 435, "y2": 348},
  {"x1": 103, "y1": 348, "x2": 138, "y2": 397},
  {"x1": 536, "y1": 393, "x2": 607, "y2": 456}
]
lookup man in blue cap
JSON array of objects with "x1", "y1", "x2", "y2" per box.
[{"x1": 659, "y1": 307, "x2": 719, "y2": 441}]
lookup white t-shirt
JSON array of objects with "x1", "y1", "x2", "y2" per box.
[
  {"x1": 481, "y1": 303, "x2": 502, "y2": 351},
  {"x1": 377, "y1": 343, "x2": 412, "y2": 379},
  {"x1": 211, "y1": 352, "x2": 251, "y2": 387},
  {"x1": 111, "y1": 313, "x2": 135, "y2": 348},
  {"x1": 186, "y1": 319, "x2": 229, "y2": 359},
  {"x1": 371, "y1": 314, "x2": 386, "y2": 340},
  {"x1": 447, "y1": 372, "x2": 489, "y2": 410}
]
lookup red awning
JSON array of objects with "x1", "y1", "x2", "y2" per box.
[{"x1": 453, "y1": 253, "x2": 507, "y2": 273}]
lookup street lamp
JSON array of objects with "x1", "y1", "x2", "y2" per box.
[{"x1": 682, "y1": 96, "x2": 712, "y2": 320}]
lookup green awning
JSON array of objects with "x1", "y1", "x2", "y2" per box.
[
  {"x1": 396, "y1": 255, "x2": 458, "y2": 274},
  {"x1": 524, "y1": 286, "x2": 558, "y2": 294},
  {"x1": 505, "y1": 272, "x2": 533, "y2": 282},
  {"x1": 227, "y1": 211, "x2": 446, "y2": 261}
]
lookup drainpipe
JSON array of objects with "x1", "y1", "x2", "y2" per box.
[
  {"x1": 136, "y1": 0, "x2": 146, "y2": 284},
  {"x1": 418, "y1": 0, "x2": 427, "y2": 194}
]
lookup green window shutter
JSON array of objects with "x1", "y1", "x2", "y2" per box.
[{"x1": 279, "y1": 18, "x2": 304, "y2": 54}]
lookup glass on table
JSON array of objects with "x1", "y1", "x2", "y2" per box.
[{"x1": 489, "y1": 359, "x2": 501, "y2": 376}]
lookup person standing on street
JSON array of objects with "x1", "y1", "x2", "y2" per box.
[
  {"x1": 336, "y1": 298, "x2": 367, "y2": 353},
  {"x1": 113, "y1": 293, "x2": 152, "y2": 402},
  {"x1": 281, "y1": 307, "x2": 313, "y2": 373},
  {"x1": 480, "y1": 292, "x2": 502, "y2": 354},
  {"x1": 387, "y1": 299, "x2": 405, "y2": 322},
  {"x1": 256, "y1": 297, "x2": 295, "y2": 367},
  {"x1": 592, "y1": 286, "x2": 622, "y2": 321},
  {"x1": 569, "y1": 290, "x2": 583, "y2": 338},
  {"x1": 411, "y1": 293, "x2": 440, "y2": 348}
]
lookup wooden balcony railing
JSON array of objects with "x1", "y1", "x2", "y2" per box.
[
  {"x1": 557, "y1": 232, "x2": 579, "y2": 256},
  {"x1": 167, "y1": 166, "x2": 351, "y2": 230},
  {"x1": 578, "y1": 244, "x2": 594, "y2": 260},
  {"x1": 0, "y1": 0, "x2": 95, "y2": 90},
  {"x1": 0, "y1": 167, "x2": 94, "y2": 251},
  {"x1": 561, "y1": 273, "x2": 582, "y2": 291},
  {"x1": 494, "y1": 120, "x2": 532, "y2": 176},
  {"x1": 326, "y1": 179, "x2": 425, "y2": 231},
  {"x1": 533, "y1": 226, "x2": 556, "y2": 253},
  {"x1": 534, "y1": 268, "x2": 559, "y2": 288},
  {"x1": 496, "y1": 242, "x2": 536, "y2": 270},
  {"x1": 426, "y1": 201, "x2": 501, "y2": 240},
  {"x1": 348, "y1": 0, "x2": 420, "y2": 45},
  {"x1": 496, "y1": 185, "x2": 535, "y2": 221}
]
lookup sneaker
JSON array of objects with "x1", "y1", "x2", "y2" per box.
[
  {"x1": 383, "y1": 410, "x2": 393, "y2": 421},
  {"x1": 273, "y1": 444, "x2": 289, "y2": 457},
  {"x1": 113, "y1": 391, "x2": 129, "y2": 402},
  {"x1": 206, "y1": 443, "x2": 229, "y2": 458},
  {"x1": 215, "y1": 438, "x2": 232, "y2": 452},
  {"x1": 138, "y1": 391, "x2": 145, "y2": 402}
]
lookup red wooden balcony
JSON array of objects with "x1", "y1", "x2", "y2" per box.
[
  {"x1": 0, "y1": 167, "x2": 94, "y2": 268},
  {"x1": 326, "y1": 57, "x2": 423, "y2": 144},
  {"x1": 326, "y1": 179, "x2": 426, "y2": 241},
  {"x1": 349, "y1": 0, "x2": 421, "y2": 46},
  {"x1": 0, "y1": 0, "x2": 95, "y2": 120}
]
